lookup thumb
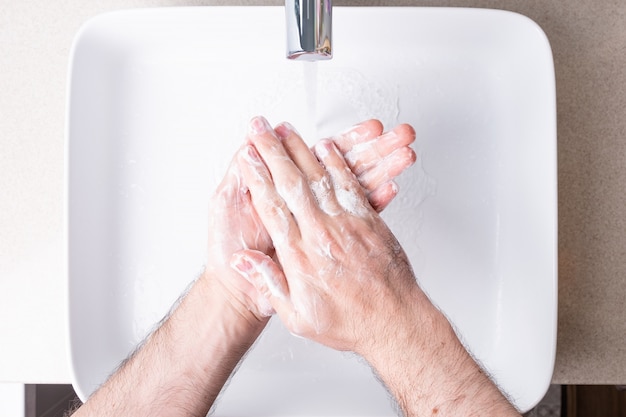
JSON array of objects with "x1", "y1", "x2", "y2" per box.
[{"x1": 230, "y1": 249, "x2": 290, "y2": 310}]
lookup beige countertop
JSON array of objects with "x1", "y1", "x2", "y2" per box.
[{"x1": 1, "y1": 0, "x2": 624, "y2": 384}]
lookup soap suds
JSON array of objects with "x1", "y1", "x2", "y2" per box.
[
  {"x1": 269, "y1": 205, "x2": 291, "y2": 247},
  {"x1": 255, "y1": 258, "x2": 287, "y2": 300},
  {"x1": 276, "y1": 179, "x2": 305, "y2": 217},
  {"x1": 310, "y1": 175, "x2": 341, "y2": 216},
  {"x1": 314, "y1": 140, "x2": 331, "y2": 159},
  {"x1": 335, "y1": 187, "x2": 367, "y2": 217},
  {"x1": 316, "y1": 241, "x2": 335, "y2": 261},
  {"x1": 343, "y1": 141, "x2": 372, "y2": 168}
]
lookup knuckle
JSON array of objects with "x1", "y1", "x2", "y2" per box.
[
  {"x1": 263, "y1": 196, "x2": 288, "y2": 218},
  {"x1": 277, "y1": 171, "x2": 305, "y2": 196},
  {"x1": 309, "y1": 173, "x2": 332, "y2": 197}
]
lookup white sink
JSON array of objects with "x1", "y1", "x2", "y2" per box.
[{"x1": 67, "y1": 7, "x2": 557, "y2": 414}]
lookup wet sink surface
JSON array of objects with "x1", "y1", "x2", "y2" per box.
[{"x1": 67, "y1": 7, "x2": 557, "y2": 413}]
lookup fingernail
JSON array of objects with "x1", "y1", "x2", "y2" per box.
[
  {"x1": 314, "y1": 140, "x2": 332, "y2": 159},
  {"x1": 249, "y1": 116, "x2": 272, "y2": 135},
  {"x1": 275, "y1": 122, "x2": 300, "y2": 140},
  {"x1": 244, "y1": 145, "x2": 261, "y2": 163},
  {"x1": 327, "y1": 140, "x2": 342, "y2": 157}
]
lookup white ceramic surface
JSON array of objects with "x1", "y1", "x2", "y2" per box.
[{"x1": 67, "y1": 7, "x2": 557, "y2": 414}]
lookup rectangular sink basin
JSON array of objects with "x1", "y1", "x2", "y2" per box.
[{"x1": 67, "y1": 7, "x2": 557, "y2": 414}]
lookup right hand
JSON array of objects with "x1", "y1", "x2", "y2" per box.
[
  {"x1": 230, "y1": 121, "x2": 425, "y2": 354},
  {"x1": 207, "y1": 116, "x2": 416, "y2": 323}
]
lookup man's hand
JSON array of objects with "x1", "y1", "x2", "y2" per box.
[
  {"x1": 229, "y1": 120, "x2": 417, "y2": 352},
  {"x1": 205, "y1": 116, "x2": 416, "y2": 324},
  {"x1": 328, "y1": 119, "x2": 417, "y2": 212},
  {"x1": 231, "y1": 124, "x2": 522, "y2": 417},
  {"x1": 70, "y1": 116, "x2": 418, "y2": 417}
]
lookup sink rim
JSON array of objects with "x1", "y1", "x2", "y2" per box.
[{"x1": 66, "y1": 6, "x2": 557, "y2": 413}]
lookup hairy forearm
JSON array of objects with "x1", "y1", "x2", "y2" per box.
[
  {"x1": 362, "y1": 288, "x2": 521, "y2": 417},
  {"x1": 72, "y1": 273, "x2": 265, "y2": 417}
]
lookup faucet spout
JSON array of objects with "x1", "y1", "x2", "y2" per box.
[{"x1": 285, "y1": 0, "x2": 332, "y2": 61}]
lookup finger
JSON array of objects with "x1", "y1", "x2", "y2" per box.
[
  {"x1": 367, "y1": 181, "x2": 399, "y2": 213},
  {"x1": 275, "y1": 122, "x2": 327, "y2": 184},
  {"x1": 358, "y1": 146, "x2": 417, "y2": 192},
  {"x1": 237, "y1": 143, "x2": 300, "y2": 247},
  {"x1": 273, "y1": 122, "x2": 344, "y2": 217},
  {"x1": 331, "y1": 119, "x2": 383, "y2": 156},
  {"x1": 207, "y1": 155, "x2": 247, "y2": 253},
  {"x1": 314, "y1": 140, "x2": 372, "y2": 217},
  {"x1": 248, "y1": 117, "x2": 321, "y2": 219},
  {"x1": 210, "y1": 149, "x2": 245, "y2": 205},
  {"x1": 230, "y1": 250, "x2": 292, "y2": 314},
  {"x1": 345, "y1": 124, "x2": 417, "y2": 176}
]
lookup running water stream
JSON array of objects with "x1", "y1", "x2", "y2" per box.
[{"x1": 301, "y1": 61, "x2": 318, "y2": 144}]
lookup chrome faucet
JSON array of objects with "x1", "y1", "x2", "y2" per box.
[{"x1": 285, "y1": 0, "x2": 332, "y2": 60}]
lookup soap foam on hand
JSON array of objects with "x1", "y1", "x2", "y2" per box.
[{"x1": 317, "y1": 141, "x2": 372, "y2": 218}]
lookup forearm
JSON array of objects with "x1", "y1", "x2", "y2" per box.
[
  {"x1": 362, "y1": 287, "x2": 520, "y2": 417},
  {"x1": 72, "y1": 272, "x2": 265, "y2": 417}
]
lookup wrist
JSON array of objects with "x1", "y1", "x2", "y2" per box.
[
  {"x1": 155, "y1": 272, "x2": 268, "y2": 405},
  {"x1": 358, "y1": 285, "x2": 443, "y2": 370},
  {"x1": 359, "y1": 286, "x2": 519, "y2": 416},
  {"x1": 76, "y1": 271, "x2": 268, "y2": 417},
  {"x1": 179, "y1": 270, "x2": 268, "y2": 353}
]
